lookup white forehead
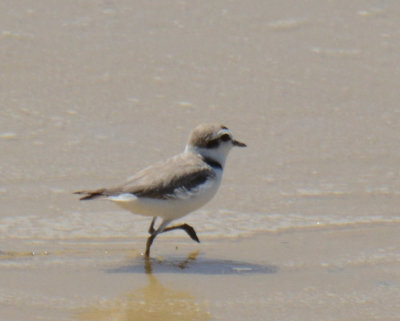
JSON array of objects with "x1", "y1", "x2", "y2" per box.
[{"x1": 216, "y1": 128, "x2": 232, "y2": 137}]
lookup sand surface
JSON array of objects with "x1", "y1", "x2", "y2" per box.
[{"x1": 1, "y1": 0, "x2": 400, "y2": 320}]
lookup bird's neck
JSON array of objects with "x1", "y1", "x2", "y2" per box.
[{"x1": 185, "y1": 145, "x2": 227, "y2": 169}]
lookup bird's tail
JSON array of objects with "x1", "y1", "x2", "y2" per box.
[{"x1": 73, "y1": 188, "x2": 107, "y2": 200}]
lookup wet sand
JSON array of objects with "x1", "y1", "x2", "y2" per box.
[
  {"x1": 1, "y1": 0, "x2": 400, "y2": 320},
  {"x1": 1, "y1": 224, "x2": 399, "y2": 320}
]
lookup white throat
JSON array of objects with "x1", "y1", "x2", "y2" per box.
[{"x1": 185, "y1": 144, "x2": 231, "y2": 169}]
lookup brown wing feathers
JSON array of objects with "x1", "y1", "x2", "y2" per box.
[{"x1": 74, "y1": 153, "x2": 213, "y2": 201}]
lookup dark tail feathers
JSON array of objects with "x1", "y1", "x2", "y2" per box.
[{"x1": 74, "y1": 188, "x2": 106, "y2": 201}]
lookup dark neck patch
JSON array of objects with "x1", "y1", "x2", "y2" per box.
[{"x1": 203, "y1": 157, "x2": 222, "y2": 170}]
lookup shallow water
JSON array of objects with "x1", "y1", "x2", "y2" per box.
[
  {"x1": 1, "y1": 226, "x2": 399, "y2": 321},
  {"x1": 1, "y1": 0, "x2": 400, "y2": 320},
  {"x1": 1, "y1": 207, "x2": 400, "y2": 242}
]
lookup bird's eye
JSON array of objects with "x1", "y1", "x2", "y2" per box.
[{"x1": 220, "y1": 134, "x2": 231, "y2": 142}]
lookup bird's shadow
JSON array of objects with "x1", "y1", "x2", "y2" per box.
[{"x1": 107, "y1": 251, "x2": 278, "y2": 275}]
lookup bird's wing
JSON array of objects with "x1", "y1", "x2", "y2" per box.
[
  {"x1": 75, "y1": 153, "x2": 215, "y2": 200},
  {"x1": 119, "y1": 153, "x2": 215, "y2": 199}
]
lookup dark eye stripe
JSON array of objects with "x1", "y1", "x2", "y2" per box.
[
  {"x1": 220, "y1": 134, "x2": 231, "y2": 142},
  {"x1": 206, "y1": 139, "x2": 220, "y2": 148}
]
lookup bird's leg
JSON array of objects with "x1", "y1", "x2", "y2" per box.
[
  {"x1": 145, "y1": 233, "x2": 157, "y2": 257},
  {"x1": 144, "y1": 219, "x2": 171, "y2": 257},
  {"x1": 162, "y1": 224, "x2": 200, "y2": 243},
  {"x1": 148, "y1": 217, "x2": 157, "y2": 235}
]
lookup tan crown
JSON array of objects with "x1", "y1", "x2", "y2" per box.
[{"x1": 187, "y1": 123, "x2": 229, "y2": 148}]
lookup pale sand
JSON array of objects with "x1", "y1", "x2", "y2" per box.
[{"x1": 1, "y1": 0, "x2": 400, "y2": 320}]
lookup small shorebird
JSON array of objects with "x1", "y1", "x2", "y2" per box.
[{"x1": 75, "y1": 123, "x2": 246, "y2": 257}]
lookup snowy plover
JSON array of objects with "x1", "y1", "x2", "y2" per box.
[{"x1": 75, "y1": 123, "x2": 246, "y2": 257}]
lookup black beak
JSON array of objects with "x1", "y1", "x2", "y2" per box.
[{"x1": 232, "y1": 139, "x2": 247, "y2": 147}]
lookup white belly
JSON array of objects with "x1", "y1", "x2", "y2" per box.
[{"x1": 107, "y1": 174, "x2": 222, "y2": 221}]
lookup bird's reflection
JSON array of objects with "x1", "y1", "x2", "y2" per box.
[
  {"x1": 78, "y1": 252, "x2": 277, "y2": 320},
  {"x1": 77, "y1": 252, "x2": 210, "y2": 321},
  {"x1": 144, "y1": 250, "x2": 200, "y2": 274},
  {"x1": 113, "y1": 250, "x2": 277, "y2": 275}
]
